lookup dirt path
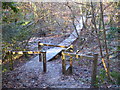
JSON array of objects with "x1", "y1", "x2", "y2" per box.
[
  {"x1": 3, "y1": 17, "x2": 91, "y2": 88},
  {"x1": 3, "y1": 55, "x2": 91, "y2": 88}
]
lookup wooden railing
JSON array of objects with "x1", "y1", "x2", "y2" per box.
[
  {"x1": 61, "y1": 51, "x2": 98, "y2": 88},
  {"x1": 38, "y1": 42, "x2": 68, "y2": 48},
  {"x1": 38, "y1": 41, "x2": 73, "y2": 61},
  {"x1": 7, "y1": 50, "x2": 47, "y2": 72},
  {"x1": 7, "y1": 42, "x2": 73, "y2": 72},
  {"x1": 38, "y1": 41, "x2": 73, "y2": 49},
  {"x1": 7, "y1": 41, "x2": 98, "y2": 87}
]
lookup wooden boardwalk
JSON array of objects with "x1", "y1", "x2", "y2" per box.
[
  {"x1": 46, "y1": 31, "x2": 77, "y2": 61},
  {"x1": 45, "y1": 17, "x2": 84, "y2": 61}
]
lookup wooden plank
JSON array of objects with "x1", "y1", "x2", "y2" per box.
[
  {"x1": 46, "y1": 47, "x2": 63, "y2": 61},
  {"x1": 38, "y1": 42, "x2": 73, "y2": 62},
  {"x1": 45, "y1": 45, "x2": 73, "y2": 61},
  {"x1": 39, "y1": 44, "x2": 73, "y2": 62}
]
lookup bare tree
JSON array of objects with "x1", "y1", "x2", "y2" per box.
[
  {"x1": 100, "y1": 2, "x2": 110, "y2": 80},
  {"x1": 65, "y1": 3, "x2": 80, "y2": 39},
  {"x1": 91, "y1": 2, "x2": 110, "y2": 79}
]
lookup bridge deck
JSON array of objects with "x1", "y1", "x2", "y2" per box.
[
  {"x1": 37, "y1": 17, "x2": 84, "y2": 61},
  {"x1": 46, "y1": 27, "x2": 81, "y2": 61}
]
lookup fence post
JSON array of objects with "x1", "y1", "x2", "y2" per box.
[
  {"x1": 43, "y1": 52, "x2": 47, "y2": 72},
  {"x1": 69, "y1": 45, "x2": 73, "y2": 74},
  {"x1": 91, "y1": 53, "x2": 98, "y2": 88},
  {"x1": 70, "y1": 45, "x2": 74, "y2": 52},
  {"x1": 69, "y1": 56, "x2": 73, "y2": 74},
  {"x1": 62, "y1": 51, "x2": 66, "y2": 74},
  {"x1": 38, "y1": 41, "x2": 42, "y2": 62},
  {"x1": 9, "y1": 51, "x2": 13, "y2": 70}
]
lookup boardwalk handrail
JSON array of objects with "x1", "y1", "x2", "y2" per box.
[
  {"x1": 38, "y1": 41, "x2": 74, "y2": 61},
  {"x1": 61, "y1": 51, "x2": 98, "y2": 88},
  {"x1": 7, "y1": 50, "x2": 47, "y2": 72},
  {"x1": 8, "y1": 50, "x2": 46, "y2": 54},
  {"x1": 38, "y1": 42, "x2": 71, "y2": 48},
  {"x1": 62, "y1": 52, "x2": 94, "y2": 59}
]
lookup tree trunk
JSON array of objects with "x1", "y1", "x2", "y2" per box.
[
  {"x1": 65, "y1": 3, "x2": 80, "y2": 39},
  {"x1": 91, "y1": 2, "x2": 109, "y2": 78},
  {"x1": 100, "y1": 2, "x2": 110, "y2": 80}
]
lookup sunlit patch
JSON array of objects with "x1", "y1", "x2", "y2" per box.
[
  {"x1": 2, "y1": 68, "x2": 7, "y2": 73},
  {"x1": 109, "y1": 55, "x2": 113, "y2": 58},
  {"x1": 76, "y1": 55, "x2": 79, "y2": 59},
  {"x1": 102, "y1": 58, "x2": 108, "y2": 74},
  {"x1": 39, "y1": 43, "x2": 44, "y2": 45},
  {"x1": 12, "y1": 52, "x2": 16, "y2": 54},
  {"x1": 62, "y1": 55, "x2": 65, "y2": 60},
  {"x1": 18, "y1": 51, "x2": 23, "y2": 54},
  {"x1": 70, "y1": 45, "x2": 73, "y2": 48},
  {"x1": 0, "y1": 59, "x2": 2, "y2": 65},
  {"x1": 60, "y1": 46, "x2": 66, "y2": 48},
  {"x1": 22, "y1": 21, "x2": 30, "y2": 26},
  {"x1": 14, "y1": 55, "x2": 22, "y2": 60},
  {"x1": 70, "y1": 50, "x2": 73, "y2": 52},
  {"x1": 28, "y1": 51, "x2": 33, "y2": 54},
  {"x1": 34, "y1": 51, "x2": 41, "y2": 54}
]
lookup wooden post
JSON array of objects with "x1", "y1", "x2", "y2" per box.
[
  {"x1": 62, "y1": 51, "x2": 66, "y2": 74},
  {"x1": 69, "y1": 56, "x2": 73, "y2": 74},
  {"x1": 91, "y1": 53, "x2": 98, "y2": 88},
  {"x1": 69, "y1": 45, "x2": 73, "y2": 74},
  {"x1": 9, "y1": 51, "x2": 13, "y2": 70},
  {"x1": 43, "y1": 52, "x2": 47, "y2": 72},
  {"x1": 70, "y1": 45, "x2": 74, "y2": 52},
  {"x1": 38, "y1": 42, "x2": 42, "y2": 62}
]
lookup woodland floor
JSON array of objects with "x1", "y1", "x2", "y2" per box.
[
  {"x1": 2, "y1": 31, "x2": 95, "y2": 88},
  {"x1": 2, "y1": 18, "x2": 120, "y2": 89},
  {"x1": 2, "y1": 30, "x2": 100, "y2": 89}
]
